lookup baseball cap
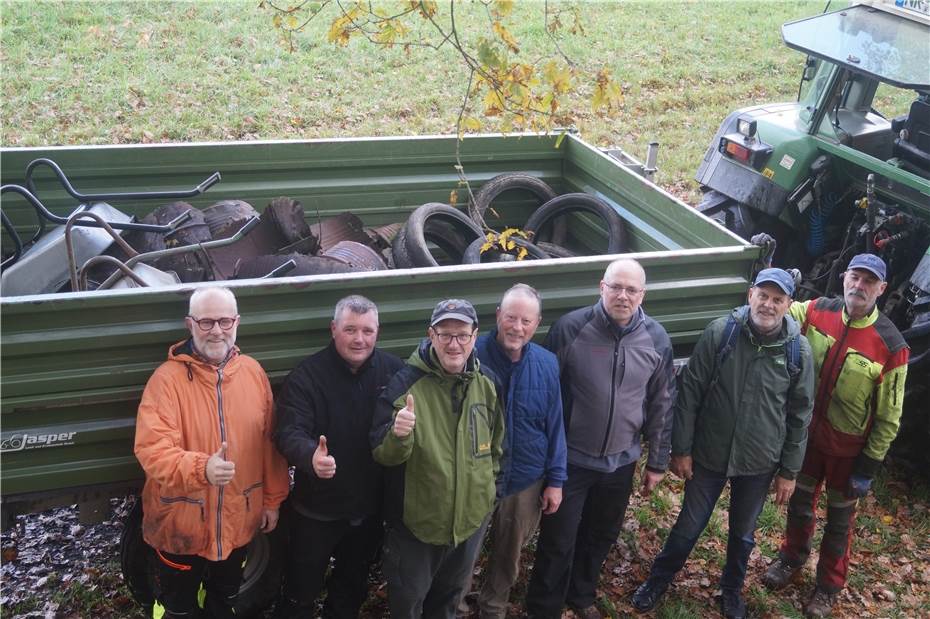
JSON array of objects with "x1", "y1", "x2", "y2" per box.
[
  {"x1": 430, "y1": 298, "x2": 478, "y2": 327},
  {"x1": 753, "y1": 268, "x2": 795, "y2": 296},
  {"x1": 847, "y1": 253, "x2": 886, "y2": 281}
]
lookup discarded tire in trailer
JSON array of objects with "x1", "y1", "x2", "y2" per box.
[
  {"x1": 524, "y1": 193, "x2": 627, "y2": 254},
  {"x1": 537, "y1": 241, "x2": 577, "y2": 258},
  {"x1": 120, "y1": 498, "x2": 286, "y2": 618},
  {"x1": 403, "y1": 203, "x2": 485, "y2": 267},
  {"x1": 461, "y1": 236, "x2": 550, "y2": 264},
  {"x1": 471, "y1": 172, "x2": 566, "y2": 245}
]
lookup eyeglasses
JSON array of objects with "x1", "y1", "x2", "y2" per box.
[
  {"x1": 188, "y1": 316, "x2": 238, "y2": 331},
  {"x1": 432, "y1": 330, "x2": 475, "y2": 345},
  {"x1": 603, "y1": 282, "x2": 644, "y2": 297}
]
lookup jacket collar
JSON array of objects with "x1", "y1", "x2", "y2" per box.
[
  {"x1": 169, "y1": 338, "x2": 240, "y2": 372},
  {"x1": 485, "y1": 328, "x2": 525, "y2": 367},
  {"x1": 595, "y1": 301, "x2": 644, "y2": 338},
  {"x1": 325, "y1": 339, "x2": 375, "y2": 375},
  {"x1": 842, "y1": 303, "x2": 880, "y2": 328},
  {"x1": 412, "y1": 338, "x2": 479, "y2": 378},
  {"x1": 733, "y1": 305, "x2": 800, "y2": 346}
]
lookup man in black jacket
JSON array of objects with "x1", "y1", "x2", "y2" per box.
[{"x1": 273, "y1": 295, "x2": 404, "y2": 619}]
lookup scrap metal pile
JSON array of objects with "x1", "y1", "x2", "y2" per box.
[{"x1": 1, "y1": 165, "x2": 629, "y2": 296}]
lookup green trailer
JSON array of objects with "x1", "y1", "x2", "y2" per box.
[{"x1": 0, "y1": 132, "x2": 759, "y2": 613}]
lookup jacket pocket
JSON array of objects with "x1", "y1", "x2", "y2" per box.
[
  {"x1": 152, "y1": 494, "x2": 208, "y2": 554},
  {"x1": 242, "y1": 481, "x2": 263, "y2": 512},
  {"x1": 469, "y1": 404, "x2": 494, "y2": 459},
  {"x1": 830, "y1": 352, "x2": 880, "y2": 435}
]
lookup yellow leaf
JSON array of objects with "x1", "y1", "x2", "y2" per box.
[
  {"x1": 881, "y1": 515, "x2": 894, "y2": 525},
  {"x1": 272, "y1": 13, "x2": 283, "y2": 28},
  {"x1": 492, "y1": 21, "x2": 519, "y2": 54},
  {"x1": 449, "y1": 190, "x2": 458, "y2": 206},
  {"x1": 506, "y1": 239, "x2": 516, "y2": 250},
  {"x1": 286, "y1": 14, "x2": 299, "y2": 29},
  {"x1": 554, "y1": 130, "x2": 567, "y2": 149},
  {"x1": 492, "y1": 0, "x2": 514, "y2": 18},
  {"x1": 516, "y1": 247, "x2": 528, "y2": 260},
  {"x1": 463, "y1": 116, "x2": 482, "y2": 132}
]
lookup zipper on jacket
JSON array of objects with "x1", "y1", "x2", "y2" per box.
[
  {"x1": 216, "y1": 367, "x2": 226, "y2": 561},
  {"x1": 243, "y1": 481, "x2": 263, "y2": 511},
  {"x1": 160, "y1": 496, "x2": 206, "y2": 522},
  {"x1": 599, "y1": 336, "x2": 623, "y2": 457},
  {"x1": 813, "y1": 321, "x2": 851, "y2": 434}
]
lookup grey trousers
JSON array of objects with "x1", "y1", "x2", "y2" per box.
[{"x1": 383, "y1": 522, "x2": 487, "y2": 619}]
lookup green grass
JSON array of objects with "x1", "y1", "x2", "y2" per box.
[{"x1": 0, "y1": 0, "x2": 828, "y2": 203}]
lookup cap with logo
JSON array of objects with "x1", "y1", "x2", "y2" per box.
[
  {"x1": 847, "y1": 253, "x2": 887, "y2": 281},
  {"x1": 430, "y1": 298, "x2": 478, "y2": 327},
  {"x1": 752, "y1": 267, "x2": 796, "y2": 296}
]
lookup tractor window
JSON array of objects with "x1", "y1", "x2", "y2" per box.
[
  {"x1": 872, "y1": 83, "x2": 916, "y2": 121},
  {"x1": 799, "y1": 60, "x2": 835, "y2": 125}
]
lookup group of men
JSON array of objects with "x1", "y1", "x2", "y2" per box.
[{"x1": 133, "y1": 252, "x2": 908, "y2": 619}]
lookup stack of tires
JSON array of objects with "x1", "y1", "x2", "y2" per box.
[{"x1": 390, "y1": 173, "x2": 628, "y2": 268}]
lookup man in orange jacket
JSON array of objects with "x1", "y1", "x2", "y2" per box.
[{"x1": 134, "y1": 286, "x2": 289, "y2": 619}]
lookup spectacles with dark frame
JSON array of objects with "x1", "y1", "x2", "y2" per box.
[
  {"x1": 188, "y1": 316, "x2": 239, "y2": 332},
  {"x1": 603, "y1": 282, "x2": 644, "y2": 297},
  {"x1": 431, "y1": 330, "x2": 476, "y2": 345}
]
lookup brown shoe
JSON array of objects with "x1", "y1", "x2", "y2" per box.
[
  {"x1": 762, "y1": 557, "x2": 801, "y2": 590},
  {"x1": 803, "y1": 587, "x2": 837, "y2": 618},
  {"x1": 570, "y1": 605, "x2": 602, "y2": 619}
]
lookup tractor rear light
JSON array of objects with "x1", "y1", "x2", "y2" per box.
[{"x1": 723, "y1": 139, "x2": 752, "y2": 163}]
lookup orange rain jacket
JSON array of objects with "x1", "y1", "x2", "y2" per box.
[{"x1": 134, "y1": 339, "x2": 289, "y2": 561}]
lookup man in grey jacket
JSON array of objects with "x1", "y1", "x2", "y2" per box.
[
  {"x1": 631, "y1": 268, "x2": 815, "y2": 619},
  {"x1": 525, "y1": 258, "x2": 676, "y2": 619}
]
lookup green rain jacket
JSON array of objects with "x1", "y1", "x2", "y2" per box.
[
  {"x1": 672, "y1": 306, "x2": 815, "y2": 479},
  {"x1": 371, "y1": 339, "x2": 504, "y2": 546}
]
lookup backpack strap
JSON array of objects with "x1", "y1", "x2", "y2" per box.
[
  {"x1": 698, "y1": 315, "x2": 740, "y2": 410},
  {"x1": 785, "y1": 334, "x2": 801, "y2": 383}
]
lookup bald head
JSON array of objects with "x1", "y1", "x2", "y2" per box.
[
  {"x1": 599, "y1": 258, "x2": 646, "y2": 326},
  {"x1": 189, "y1": 286, "x2": 238, "y2": 316}
]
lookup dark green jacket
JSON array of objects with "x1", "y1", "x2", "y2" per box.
[
  {"x1": 371, "y1": 340, "x2": 504, "y2": 546},
  {"x1": 672, "y1": 306, "x2": 815, "y2": 478}
]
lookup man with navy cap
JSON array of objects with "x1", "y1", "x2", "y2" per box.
[
  {"x1": 632, "y1": 268, "x2": 814, "y2": 619},
  {"x1": 371, "y1": 298, "x2": 504, "y2": 618},
  {"x1": 763, "y1": 254, "x2": 909, "y2": 618}
]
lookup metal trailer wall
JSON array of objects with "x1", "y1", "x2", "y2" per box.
[{"x1": 0, "y1": 133, "x2": 758, "y2": 520}]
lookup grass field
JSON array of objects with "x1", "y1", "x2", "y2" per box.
[{"x1": 1, "y1": 0, "x2": 828, "y2": 203}]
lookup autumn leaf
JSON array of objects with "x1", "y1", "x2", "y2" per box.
[
  {"x1": 462, "y1": 116, "x2": 482, "y2": 132},
  {"x1": 492, "y1": 21, "x2": 520, "y2": 54}
]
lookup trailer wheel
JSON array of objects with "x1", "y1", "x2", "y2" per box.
[
  {"x1": 524, "y1": 193, "x2": 627, "y2": 254},
  {"x1": 403, "y1": 203, "x2": 484, "y2": 267},
  {"x1": 120, "y1": 497, "x2": 285, "y2": 618}
]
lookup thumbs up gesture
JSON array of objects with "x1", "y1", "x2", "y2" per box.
[
  {"x1": 393, "y1": 394, "x2": 416, "y2": 438},
  {"x1": 206, "y1": 442, "x2": 236, "y2": 486},
  {"x1": 312, "y1": 435, "x2": 337, "y2": 479}
]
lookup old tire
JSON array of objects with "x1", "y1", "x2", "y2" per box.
[
  {"x1": 469, "y1": 172, "x2": 566, "y2": 243},
  {"x1": 461, "y1": 236, "x2": 550, "y2": 264},
  {"x1": 524, "y1": 193, "x2": 627, "y2": 254},
  {"x1": 119, "y1": 497, "x2": 285, "y2": 618},
  {"x1": 537, "y1": 241, "x2": 577, "y2": 258},
  {"x1": 390, "y1": 224, "x2": 414, "y2": 269},
  {"x1": 403, "y1": 203, "x2": 484, "y2": 267}
]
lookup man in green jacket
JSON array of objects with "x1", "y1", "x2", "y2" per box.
[
  {"x1": 371, "y1": 298, "x2": 505, "y2": 619},
  {"x1": 632, "y1": 268, "x2": 815, "y2": 619}
]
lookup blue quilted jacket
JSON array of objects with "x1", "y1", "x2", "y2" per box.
[{"x1": 476, "y1": 330, "x2": 567, "y2": 497}]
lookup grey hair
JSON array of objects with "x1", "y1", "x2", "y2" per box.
[
  {"x1": 333, "y1": 295, "x2": 379, "y2": 323},
  {"x1": 500, "y1": 283, "x2": 542, "y2": 314},
  {"x1": 189, "y1": 286, "x2": 237, "y2": 316}
]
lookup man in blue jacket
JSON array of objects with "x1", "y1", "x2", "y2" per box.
[{"x1": 462, "y1": 283, "x2": 567, "y2": 619}]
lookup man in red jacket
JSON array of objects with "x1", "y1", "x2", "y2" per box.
[
  {"x1": 134, "y1": 286, "x2": 289, "y2": 619},
  {"x1": 763, "y1": 254, "x2": 909, "y2": 618}
]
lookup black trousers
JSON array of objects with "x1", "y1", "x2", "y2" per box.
[
  {"x1": 150, "y1": 545, "x2": 247, "y2": 619},
  {"x1": 525, "y1": 461, "x2": 636, "y2": 619},
  {"x1": 278, "y1": 512, "x2": 383, "y2": 619}
]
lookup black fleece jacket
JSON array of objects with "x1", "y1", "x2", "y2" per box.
[{"x1": 273, "y1": 341, "x2": 404, "y2": 520}]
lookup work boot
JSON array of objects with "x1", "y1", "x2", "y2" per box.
[
  {"x1": 762, "y1": 557, "x2": 801, "y2": 590},
  {"x1": 569, "y1": 605, "x2": 602, "y2": 619},
  {"x1": 719, "y1": 590, "x2": 746, "y2": 619},
  {"x1": 803, "y1": 587, "x2": 837, "y2": 618},
  {"x1": 630, "y1": 578, "x2": 669, "y2": 612}
]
